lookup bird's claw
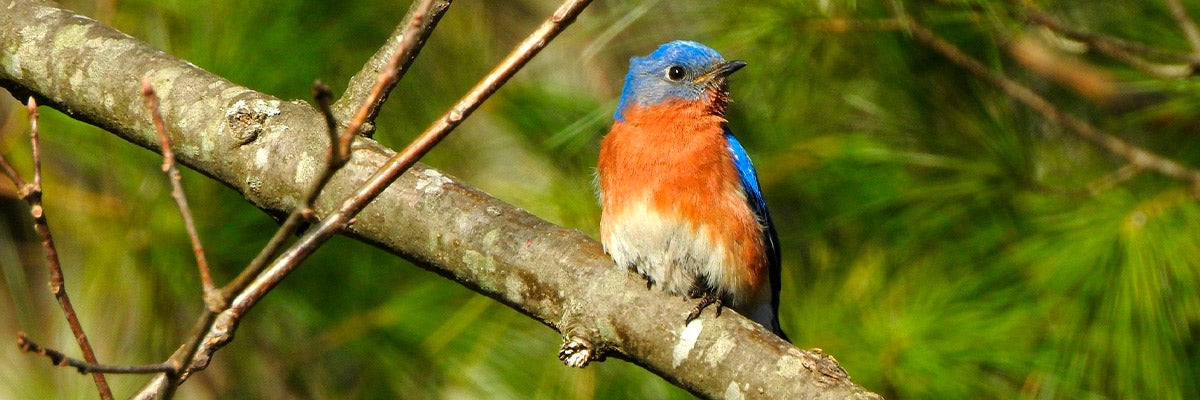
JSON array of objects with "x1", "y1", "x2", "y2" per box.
[{"x1": 685, "y1": 292, "x2": 723, "y2": 324}]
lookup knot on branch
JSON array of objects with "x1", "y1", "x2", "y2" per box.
[
  {"x1": 558, "y1": 335, "x2": 606, "y2": 368},
  {"x1": 797, "y1": 347, "x2": 852, "y2": 388},
  {"x1": 186, "y1": 309, "x2": 240, "y2": 379},
  {"x1": 223, "y1": 99, "x2": 281, "y2": 147}
]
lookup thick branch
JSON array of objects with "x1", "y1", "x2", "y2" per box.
[{"x1": 0, "y1": 1, "x2": 879, "y2": 398}]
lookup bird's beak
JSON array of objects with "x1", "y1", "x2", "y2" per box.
[{"x1": 696, "y1": 60, "x2": 747, "y2": 83}]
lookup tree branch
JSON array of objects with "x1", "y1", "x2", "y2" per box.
[{"x1": 0, "y1": 1, "x2": 879, "y2": 398}]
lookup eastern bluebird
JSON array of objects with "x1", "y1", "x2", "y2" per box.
[{"x1": 598, "y1": 41, "x2": 788, "y2": 340}]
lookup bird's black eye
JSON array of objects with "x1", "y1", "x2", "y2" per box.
[{"x1": 666, "y1": 65, "x2": 686, "y2": 81}]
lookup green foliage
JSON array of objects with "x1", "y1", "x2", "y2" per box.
[{"x1": 2, "y1": 0, "x2": 1199, "y2": 399}]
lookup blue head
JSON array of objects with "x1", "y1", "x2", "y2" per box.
[{"x1": 614, "y1": 41, "x2": 746, "y2": 121}]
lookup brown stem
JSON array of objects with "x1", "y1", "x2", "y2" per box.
[
  {"x1": 0, "y1": 148, "x2": 27, "y2": 192},
  {"x1": 23, "y1": 98, "x2": 114, "y2": 399},
  {"x1": 18, "y1": 332, "x2": 176, "y2": 375},
  {"x1": 141, "y1": 80, "x2": 218, "y2": 306},
  {"x1": 335, "y1": 0, "x2": 446, "y2": 154}
]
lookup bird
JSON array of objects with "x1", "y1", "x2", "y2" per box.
[{"x1": 597, "y1": 40, "x2": 787, "y2": 341}]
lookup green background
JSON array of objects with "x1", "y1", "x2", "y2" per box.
[{"x1": 2, "y1": 1, "x2": 1198, "y2": 398}]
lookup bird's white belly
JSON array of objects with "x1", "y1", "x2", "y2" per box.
[{"x1": 603, "y1": 202, "x2": 732, "y2": 298}]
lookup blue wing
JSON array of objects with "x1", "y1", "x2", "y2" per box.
[{"x1": 722, "y1": 127, "x2": 784, "y2": 336}]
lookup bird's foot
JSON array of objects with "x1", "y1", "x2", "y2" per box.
[{"x1": 685, "y1": 292, "x2": 723, "y2": 324}]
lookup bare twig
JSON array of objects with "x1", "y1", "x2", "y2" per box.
[
  {"x1": 1165, "y1": 0, "x2": 1200, "y2": 54},
  {"x1": 332, "y1": 0, "x2": 452, "y2": 136},
  {"x1": 17, "y1": 332, "x2": 176, "y2": 375},
  {"x1": 8, "y1": 98, "x2": 115, "y2": 399},
  {"x1": 892, "y1": 12, "x2": 1200, "y2": 193},
  {"x1": 191, "y1": 0, "x2": 594, "y2": 376},
  {"x1": 314, "y1": 82, "x2": 338, "y2": 139},
  {"x1": 233, "y1": 0, "x2": 591, "y2": 316},
  {"x1": 141, "y1": 80, "x2": 218, "y2": 307}
]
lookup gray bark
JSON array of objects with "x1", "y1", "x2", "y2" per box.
[{"x1": 0, "y1": 1, "x2": 881, "y2": 398}]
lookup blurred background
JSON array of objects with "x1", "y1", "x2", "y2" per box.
[{"x1": 2, "y1": 0, "x2": 1199, "y2": 398}]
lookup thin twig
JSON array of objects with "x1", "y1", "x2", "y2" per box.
[
  {"x1": 331, "y1": 0, "x2": 452, "y2": 136},
  {"x1": 20, "y1": 98, "x2": 114, "y2": 400},
  {"x1": 17, "y1": 332, "x2": 176, "y2": 375},
  {"x1": 892, "y1": 12, "x2": 1200, "y2": 193},
  {"x1": 314, "y1": 82, "x2": 339, "y2": 139},
  {"x1": 1165, "y1": 0, "x2": 1200, "y2": 54},
  {"x1": 141, "y1": 80, "x2": 218, "y2": 306},
  {"x1": 191, "y1": 0, "x2": 593, "y2": 375}
]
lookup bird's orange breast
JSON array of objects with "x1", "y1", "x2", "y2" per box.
[{"x1": 598, "y1": 100, "x2": 767, "y2": 307}]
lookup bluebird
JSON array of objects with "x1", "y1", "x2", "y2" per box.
[{"x1": 598, "y1": 41, "x2": 787, "y2": 340}]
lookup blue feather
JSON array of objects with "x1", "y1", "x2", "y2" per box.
[
  {"x1": 723, "y1": 127, "x2": 784, "y2": 338},
  {"x1": 723, "y1": 129, "x2": 769, "y2": 222}
]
